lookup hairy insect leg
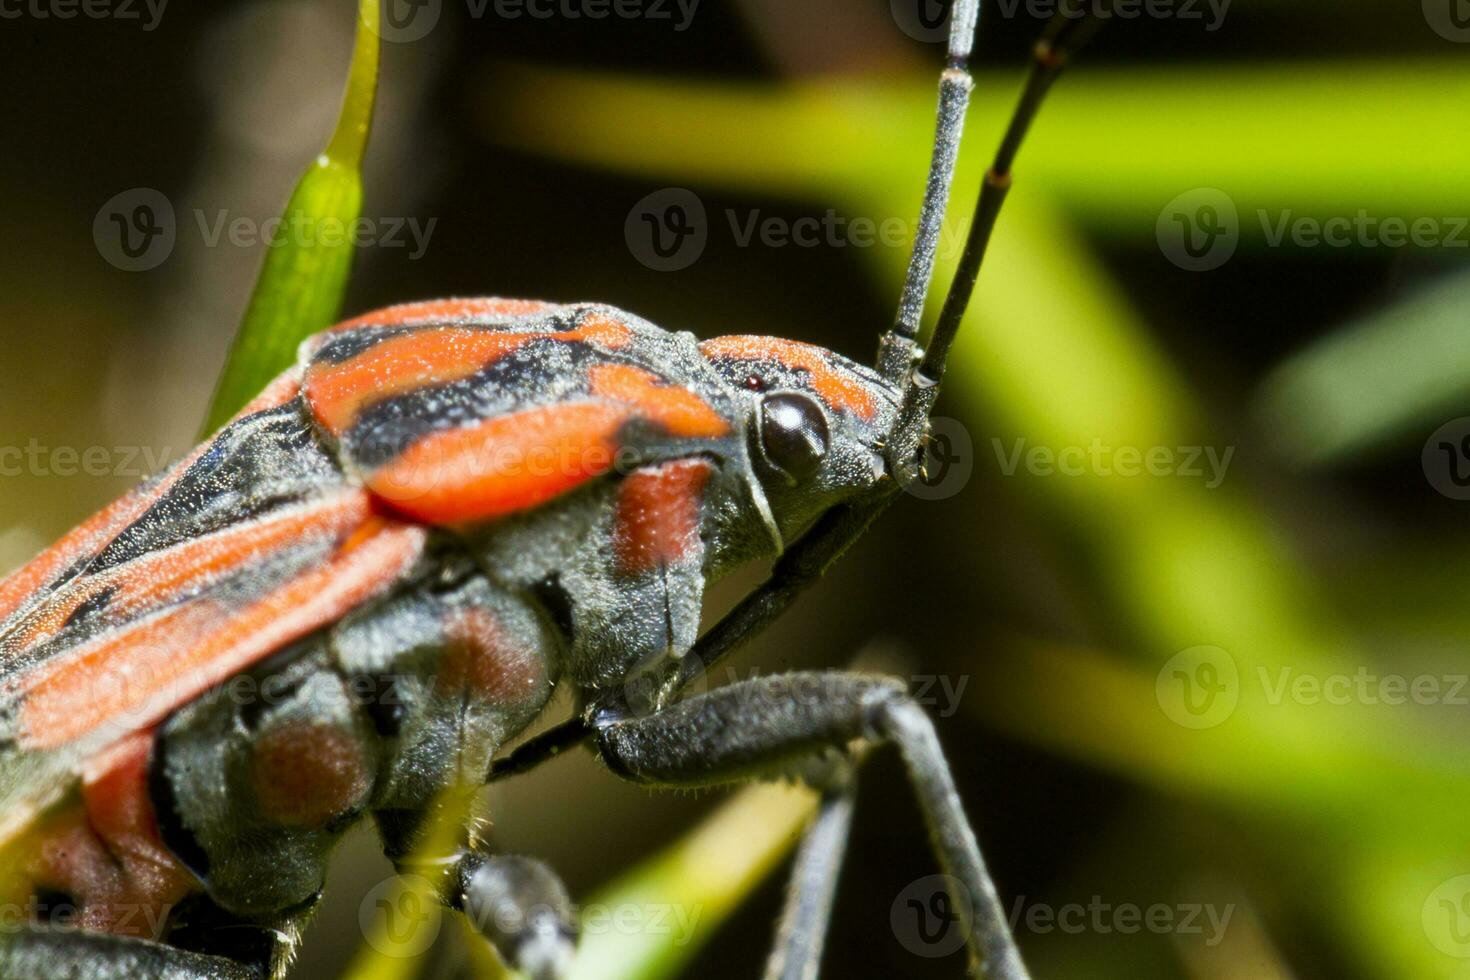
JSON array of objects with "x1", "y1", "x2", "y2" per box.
[
  {"x1": 763, "y1": 784, "x2": 857, "y2": 980},
  {"x1": 595, "y1": 672, "x2": 1027, "y2": 980},
  {"x1": 381, "y1": 814, "x2": 576, "y2": 980},
  {"x1": 0, "y1": 927, "x2": 258, "y2": 980},
  {"x1": 447, "y1": 853, "x2": 577, "y2": 980}
]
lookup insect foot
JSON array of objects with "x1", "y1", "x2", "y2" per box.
[{"x1": 453, "y1": 854, "x2": 578, "y2": 980}]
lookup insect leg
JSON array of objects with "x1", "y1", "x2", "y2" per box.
[
  {"x1": 381, "y1": 814, "x2": 576, "y2": 980},
  {"x1": 762, "y1": 783, "x2": 856, "y2": 980},
  {"x1": 595, "y1": 672, "x2": 1026, "y2": 980},
  {"x1": 447, "y1": 852, "x2": 577, "y2": 980},
  {"x1": 0, "y1": 927, "x2": 258, "y2": 980}
]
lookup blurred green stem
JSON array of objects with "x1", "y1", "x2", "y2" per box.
[{"x1": 201, "y1": 0, "x2": 380, "y2": 434}]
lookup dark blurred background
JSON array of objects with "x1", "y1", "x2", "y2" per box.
[{"x1": 3, "y1": 1, "x2": 1469, "y2": 978}]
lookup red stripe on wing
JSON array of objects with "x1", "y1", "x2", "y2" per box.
[
  {"x1": 5, "y1": 491, "x2": 373, "y2": 657},
  {"x1": 329, "y1": 298, "x2": 561, "y2": 332},
  {"x1": 18, "y1": 510, "x2": 424, "y2": 750},
  {"x1": 0, "y1": 369, "x2": 304, "y2": 630}
]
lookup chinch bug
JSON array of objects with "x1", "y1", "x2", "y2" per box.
[{"x1": 0, "y1": 3, "x2": 1100, "y2": 978}]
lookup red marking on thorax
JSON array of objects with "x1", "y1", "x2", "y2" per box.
[
  {"x1": 25, "y1": 733, "x2": 197, "y2": 938},
  {"x1": 587, "y1": 364, "x2": 730, "y2": 438},
  {"x1": 366, "y1": 362, "x2": 730, "y2": 527},
  {"x1": 613, "y1": 460, "x2": 713, "y2": 576},
  {"x1": 0, "y1": 369, "x2": 301, "y2": 635},
  {"x1": 699, "y1": 336, "x2": 877, "y2": 420},
  {"x1": 309, "y1": 329, "x2": 541, "y2": 435},
  {"x1": 368, "y1": 403, "x2": 627, "y2": 526}
]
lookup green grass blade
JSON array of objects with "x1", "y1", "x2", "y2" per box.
[
  {"x1": 201, "y1": 0, "x2": 381, "y2": 435},
  {"x1": 488, "y1": 61, "x2": 1470, "y2": 229},
  {"x1": 567, "y1": 783, "x2": 818, "y2": 980},
  {"x1": 1256, "y1": 269, "x2": 1470, "y2": 464}
]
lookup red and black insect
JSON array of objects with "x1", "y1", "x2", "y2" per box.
[{"x1": 0, "y1": 4, "x2": 1097, "y2": 979}]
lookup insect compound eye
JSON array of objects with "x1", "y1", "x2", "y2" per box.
[{"x1": 756, "y1": 392, "x2": 830, "y2": 485}]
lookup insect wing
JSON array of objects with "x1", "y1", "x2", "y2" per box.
[{"x1": 0, "y1": 373, "x2": 425, "y2": 843}]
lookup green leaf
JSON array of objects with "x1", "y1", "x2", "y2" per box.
[
  {"x1": 1256, "y1": 269, "x2": 1470, "y2": 464},
  {"x1": 201, "y1": 0, "x2": 381, "y2": 435},
  {"x1": 567, "y1": 783, "x2": 817, "y2": 980},
  {"x1": 488, "y1": 61, "x2": 1470, "y2": 229}
]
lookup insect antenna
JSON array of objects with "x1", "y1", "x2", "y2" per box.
[
  {"x1": 918, "y1": 5, "x2": 1104, "y2": 386},
  {"x1": 880, "y1": 0, "x2": 982, "y2": 385}
]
